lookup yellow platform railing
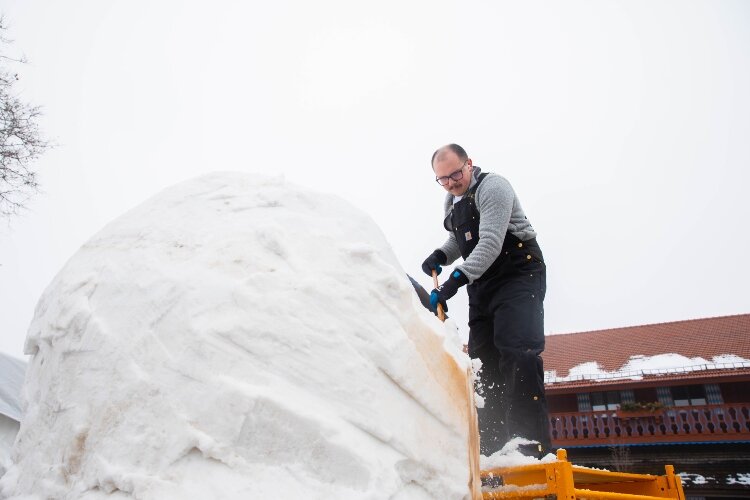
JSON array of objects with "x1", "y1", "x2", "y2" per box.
[{"x1": 480, "y1": 449, "x2": 685, "y2": 500}]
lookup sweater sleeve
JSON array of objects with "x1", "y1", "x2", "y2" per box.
[
  {"x1": 455, "y1": 175, "x2": 514, "y2": 283},
  {"x1": 438, "y1": 232, "x2": 462, "y2": 265}
]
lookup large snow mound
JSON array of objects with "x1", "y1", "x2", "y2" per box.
[{"x1": 1, "y1": 173, "x2": 473, "y2": 499}]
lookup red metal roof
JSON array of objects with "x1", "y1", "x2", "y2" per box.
[{"x1": 544, "y1": 313, "x2": 750, "y2": 377}]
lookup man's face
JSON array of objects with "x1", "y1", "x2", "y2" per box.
[{"x1": 433, "y1": 152, "x2": 473, "y2": 196}]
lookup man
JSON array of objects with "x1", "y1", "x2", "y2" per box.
[{"x1": 421, "y1": 144, "x2": 550, "y2": 457}]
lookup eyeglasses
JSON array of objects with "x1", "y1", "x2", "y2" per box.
[{"x1": 435, "y1": 161, "x2": 467, "y2": 186}]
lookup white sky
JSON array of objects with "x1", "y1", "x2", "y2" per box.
[{"x1": 1, "y1": 0, "x2": 749, "y2": 359}]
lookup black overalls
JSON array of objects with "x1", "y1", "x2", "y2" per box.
[{"x1": 444, "y1": 173, "x2": 551, "y2": 456}]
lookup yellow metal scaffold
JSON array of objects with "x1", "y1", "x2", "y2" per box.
[{"x1": 481, "y1": 449, "x2": 686, "y2": 500}]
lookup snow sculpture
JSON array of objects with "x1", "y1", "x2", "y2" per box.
[{"x1": 1, "y1": 173, "x2": 473, "y2": 499}]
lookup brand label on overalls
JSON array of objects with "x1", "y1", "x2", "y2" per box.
[{"x1": 465, "y1": 231, "x2": 472, "y2": 241}]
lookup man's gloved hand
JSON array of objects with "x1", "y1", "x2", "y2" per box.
[
  {"x1": 421, "y1": 249, "x2": 448, "y2": 277},
  {"x1": 429, "y1": 269, "x2": 469, "y2": 313}
]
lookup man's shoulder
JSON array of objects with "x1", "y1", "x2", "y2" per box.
[{"x1": 476, "y1": 172, "x2": 513, "y2": 195}]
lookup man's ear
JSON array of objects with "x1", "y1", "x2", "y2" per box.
[{"x1": 467, "y1": 158, "x2": 473, "y2": 170}]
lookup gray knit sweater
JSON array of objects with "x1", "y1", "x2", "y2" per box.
[{"x1": 438, "y1": 167, "x2": 537, "y2": 284}]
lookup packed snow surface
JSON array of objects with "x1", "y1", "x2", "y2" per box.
[
  {"x1": 0, "y1": 352, "x2": 25, "y2": 477},
  {"x1": 480, "y1": 438, "x2": 556, "y2": 470},
  {"x1": 0, "y1": 173, "x2": 475, "y2": 499}
]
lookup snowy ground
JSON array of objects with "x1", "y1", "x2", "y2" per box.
[{"x1": 0, "y1": 173, "x2": 479, "y2": 499}]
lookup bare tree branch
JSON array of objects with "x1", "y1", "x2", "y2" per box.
[{"x1": 0, "y1": 15, "x2": 49, "y2": 217}]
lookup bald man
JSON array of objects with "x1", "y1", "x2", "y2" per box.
[{"x1": 422, "y1": 143, "x2": 550, "y2": 458}]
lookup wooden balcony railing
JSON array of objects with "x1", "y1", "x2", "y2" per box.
[{"x1": 549, "y1": 403, "x2": 750, "y2": 447}]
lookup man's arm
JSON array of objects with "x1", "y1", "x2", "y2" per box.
[
  {"x1": 455, "y1": 175, "x2": 514, "y2": 283},
  {"x1": 438, "y1": 232, "x2": 461, "y2": 264}
]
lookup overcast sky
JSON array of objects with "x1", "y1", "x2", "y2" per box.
[{"x1": 1, "y1": 1, "x2": 748, "y2": 359}]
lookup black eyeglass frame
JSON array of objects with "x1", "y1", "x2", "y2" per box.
[{"x1": 435, "y1": 161, "x2": 468, "y2": 186}]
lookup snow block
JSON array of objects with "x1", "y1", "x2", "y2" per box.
[{"x1": 1, "y1": 173, "x2": 473, "y2": 499}]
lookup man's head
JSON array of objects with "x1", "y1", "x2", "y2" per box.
[{"x1": 431, "y1": 144, "x2": 473, "y2": 196}]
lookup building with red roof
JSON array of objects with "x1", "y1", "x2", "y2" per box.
[{"x1": 543, "y1": 314, "x2": 750, "y2": 499}]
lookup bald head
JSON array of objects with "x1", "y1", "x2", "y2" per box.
[{"x1": 431, "y1": 143, "x2": 468, "y2": 167}]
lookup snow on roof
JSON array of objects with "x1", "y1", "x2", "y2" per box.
[
  {"x1": 544, "y1": 314, "x2": 750, "y2": 379},
  {"x1": 545, "y1": 353, "x2": 750, "y2": 384},
  {"x1": 0, "y1": 351, "x2": 26, "y2": 421},
  {"x1": 679, "y1": 473, "x2": 716, "y2": 486},
  {"x1": 726, "y1": 473, "x2": 750, "y2": 486},
  {"x1": 679, "y1": 471, "x2": 750, "y2": 487}
]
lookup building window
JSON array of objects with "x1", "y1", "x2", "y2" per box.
[
  {"x1": 591, "y1": 391, "x2": 621, "y2": 411},
  {"x1": 671, "y1": 385, "x2": 707, "y2": 406},
  {"x1": 703, "y1": 383, "x2": 724, "y2": 404},
  {"x1": 577, "y1": 393, "x2": 592, "y2": 412}
]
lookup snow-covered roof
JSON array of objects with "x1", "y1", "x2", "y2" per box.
[
  {"x1": 544, "y1": 313, "x2": 750, "y2": 380},
  {"x1": 545, "y1": 353, "x2": 750, "y2": 385},
  {"x1": 0, "y1": 352, "x2": 26, "y2": 422}
]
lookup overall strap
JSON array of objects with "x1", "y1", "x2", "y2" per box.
[
  {"x1": 443, "y1": 172, "x2": 490, "y2": 233},
  {"x1": 466, "y1": 172, "x2": 488, "y2": 200},
  {"x1": 464, "y1": 172, "x2": 488, "y2": 218}
]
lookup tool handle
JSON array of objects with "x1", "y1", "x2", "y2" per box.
[{"x1": 431, "y1": 270, "x2": 446, "y2": 322}]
